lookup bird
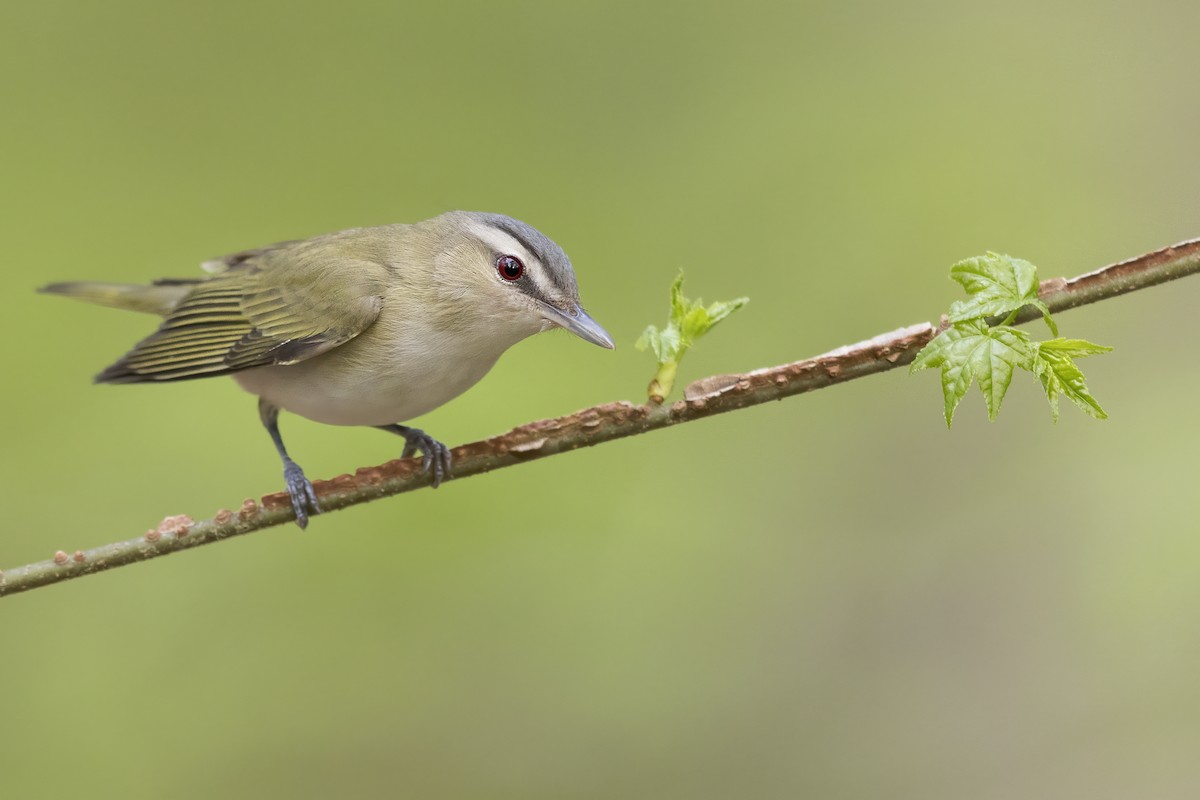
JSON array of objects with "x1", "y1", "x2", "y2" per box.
[{"x1": 39, "y1": 211, "x2": 614, "y2": 527}]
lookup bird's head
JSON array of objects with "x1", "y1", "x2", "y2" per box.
[{"x1": 429, "y1": 211, "x2": 614, "y2": 350}]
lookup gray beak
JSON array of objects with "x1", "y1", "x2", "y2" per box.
[{"x1": 542, "y1": 303, "x2": 615, "y2": 349}]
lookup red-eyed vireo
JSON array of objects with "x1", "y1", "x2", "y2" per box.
[{"x1": 40, "y1": 211, "x2": 614, "y2": 527}]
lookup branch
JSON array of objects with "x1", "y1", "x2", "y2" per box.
[{"x1": 4, "y1": 238, "x2": 1199, "y2": 598}]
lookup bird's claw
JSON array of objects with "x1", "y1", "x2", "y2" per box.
[
  {"x1": 283, "y1": 458, "x2": 321, "y2": 529},
  {"x1": 400, "y1": 428, "x2": 453, "y2": 488}
]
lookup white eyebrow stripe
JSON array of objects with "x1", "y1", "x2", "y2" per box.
[
  {"x1": 465, "y1": 220, "x2": 555, "y2": 298},
  {"x1": 465, "y1": 221, "x2": 534, "y2": 264}
]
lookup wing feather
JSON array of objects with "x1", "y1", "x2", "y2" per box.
[{"x1": 96, "y1": 241, "x2": 386, "y2": 384}]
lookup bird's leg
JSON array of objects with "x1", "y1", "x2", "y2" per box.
[
  {"x1": 259, "y1": 397, "x2": 321, "y2": 528},
  {"x1": 375, "y1": 424, "x2": 453, "y2": 488}
]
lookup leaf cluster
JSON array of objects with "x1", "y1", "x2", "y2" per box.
[
  {"x1": 911, "y1": 253, "x2": 1111, "y2": 426},
  {"x1": 636, "y1": 273, "x2": 748, "y2": 402}
]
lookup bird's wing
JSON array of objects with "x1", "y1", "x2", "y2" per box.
[{"x1": 96, "y1": 239, "x2": 386, "y2": 383}]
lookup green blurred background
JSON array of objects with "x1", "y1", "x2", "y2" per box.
[{"x1": 3, "y1": 1, "x2": 1199, "y2": 797}]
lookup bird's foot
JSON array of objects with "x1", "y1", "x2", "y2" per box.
[
  {"x1": 399, "y1": 427, "x2": 453, "y2": 487},
  {"x1": 283, "y1": 458, "x2": 321, "y2": 529}
]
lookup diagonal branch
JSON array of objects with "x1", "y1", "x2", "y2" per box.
[{"x1": 3, "y1": 238, "x2": 1199, "y2": 598}]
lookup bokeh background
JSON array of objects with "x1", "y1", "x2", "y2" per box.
[{"x1": 2, "y1": 1, "x2": 1199, "y2": 797}]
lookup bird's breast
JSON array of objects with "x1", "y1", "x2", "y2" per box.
[{"x1": 233, "y1": 319, "x2": 525, "y2": 426}]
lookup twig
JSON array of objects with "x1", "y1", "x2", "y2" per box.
[{"x1": 4, "y1": 238, "x2": 1199, "y2": 598}]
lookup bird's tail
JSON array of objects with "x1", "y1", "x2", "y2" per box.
[{"x1": 37, "y1": 281, "x2": 194, "y2": 317}]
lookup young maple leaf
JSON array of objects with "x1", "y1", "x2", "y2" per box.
[
  {"x1": 1032, "y1": 339, "x2": 1112, "y2": 421},
  {"x1": 910, "y1": 319, "x2": 1034, "y2": 427},
  {"x1": 949, "y1": 253, "x2": 1057, "y2": 335}
]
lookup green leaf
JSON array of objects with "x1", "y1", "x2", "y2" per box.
[
  {"x1": 948, "y1": 253, "x2": 1036, "y2": 317},
  {"x1": 670, "y1": 272, "x2": 687, "y2": 323},
  {"x1": 911, "y1": 321, "x2": 1034, "y2": 426},
  {"x1": 1032, "y1": 339, "x2": 1112, "y2": 421},
  {"x1": 637, "y1": 271, "x2": 748, "y2": 401},
  {"x1": 705, "y1": 297, "x2": 750, "y2": 326},
  {"x1": 680, "y1": 306, "x2": 711, "y2": 344},
  {"x1": 635, "y1": 325, "x2": 667, "y2": 363},
  {"x1": 948, "y1": 253, "x2": 1056, "y2": 334},
  {"x1": 1037, "y1": 338, "x2": 1113, "y2": 359}
]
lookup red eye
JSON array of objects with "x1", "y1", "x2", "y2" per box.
[{"x1": 496, "y1": 255, "x2": 524, "y2": 281}]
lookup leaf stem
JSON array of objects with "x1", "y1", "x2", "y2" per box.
[{"x1": 647, "y1": 361, "x2": 677, "y2": 404}]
